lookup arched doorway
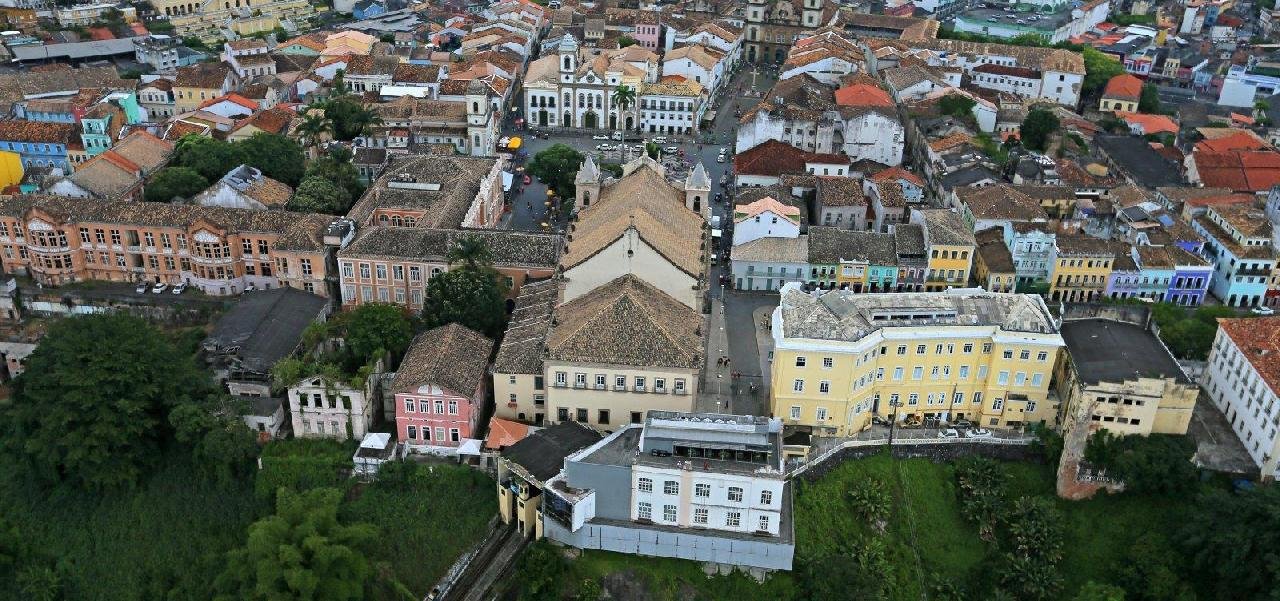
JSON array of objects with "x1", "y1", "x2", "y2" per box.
[
  {"x1": 538, "y1": 110, "x2": 548, "y2": 126},
  {"x1": 748, "y1": 46, "x2": 757, "y2": 62},
  {"x1": 563, "y1": 111, "x2": 572, "y2": 127},
  {"x1": 774, "y1": 49, "x2": 785, "y2": 63},
  {"x1": 625, "y1": 116, "x2": 634, "y2": 129},
  {"x1": 609, "y1": 114, "x2": 617, "y2": 129},
  {"x1": 584, "y1": 111, "x2": 598, "y2": 129},
  {"x1": 692, "y1": 195, "x2": 701, "y2": 213}
]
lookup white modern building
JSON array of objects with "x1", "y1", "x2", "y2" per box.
[
  {"x1": 538, "y1": 412, "x2": 794, "y2": 571},
  {"x1": 638, "y1": 79, "x2": 706, "y2": 135},
  {"x1": 1203, "y1": 317, "x2": 1280, "y2": 479}
]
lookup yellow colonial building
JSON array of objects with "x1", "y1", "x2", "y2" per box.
[
  {"x1": 152, "y1": 0, "x2": 314, "y2": 42},
  {"x1": 1048, "y1": 235, "x2": 1115, "y2": 303},
  {"x1": 770, "y1": 284, "x2": 1065, "y2": 435},
  {"x1": 913, "y1": 209, "x2": 976, "y2": 292}
]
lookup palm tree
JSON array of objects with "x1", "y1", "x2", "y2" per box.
[
  {"x1": 295, "y1": 111, "x2": 333, "y2": 150},
  {"x1": 356, "y1": 109, "x2": 383, "y2": 138},
  {"x1": 611, "y1": 84, "x2": 636, "y2": 124},
  {"x1": 447, "y1": 236, "x2": 493, "y2": 270}
]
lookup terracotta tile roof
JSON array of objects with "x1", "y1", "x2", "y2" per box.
[
  {"x1": 958, "y1": 184, "x2": 1047, "y2": 221},
  {"x1": 1184, "y1": 192, "x2": 1257, "y2": 209},
  {"x1": 734, "y1": 235, "x2": 809, "y2": 263},
  {"x1": 278, "y1": 32, "x2": 327, "y2": 52},
  {"x1": 918, "y1": 208, "x2": 975, "y2": 247},
  {"x1": 234, "y1": 106, "x2": 294, "y2": 135},
  {"x1": 975, "y1": 227, "x2": 1014, "y2": 273},
  {"x1": 243, "y1": 176, "x2": 293, "y2": 207},
  {"x1": 1193, "y1": 150, "x2": 1280, "y2": 192},
  {"x1": 972, "y1": 63, "x2": 1040, "y2": 79},
  {"x1": 485, "y1": 417, "x2": 532, "y2": 450},
  {"x1": 227, "y1": 38, "x2": 268, "y2": 51},
  {"x1": 393, "y1": 63, "x2": 442, "y2": 84},
  {"x1": 164, "y1": 120, "x2": 210, "y2": 141},
  {"x1": 815, "y1": 176, "x2": 866, "y2": 208},
  {"x1": 0, "y1": 194, "x2": 332, "y2": 252},
  {"x1": 870, "y1": 166, "x2": 924, "y2": 187},
  {"x1": 1115, "y1": 111, "x2": 1179, "y2": 135},
  {"x1": 493, "y1": 278, "x2": 558, "y2": 375},
  {"x1": 562, "y1": 162, "x2": 704, "y2": 277},
  {"x1": 1055, "y1": 233, "x2": 1116, "y2": 257},
  {"x1": 1102, "y1": 73, "x2": 1143, "y2": 100},
  {"x1": 391, "y1": 323, "x2": 494, "y2": 395},
  {"x1": 175, "y1": 62, "x2": 231, "y2": 89},
  {"x1": 929, "y1": 132, "x2": 973, "y2": 152},
  {"x1": 346, "y1": 154, "x2": 498, "y2": 228},
  {"x1": 834, "y1": 82, "x2": 893, "y2": 107},
  {"x1": 198, "y1": 93, "x2": 259, "y2": 112},
  {"x1": 546, "y1": 274, "x2": 703, "y2": 370},
  {"x1": 808, "y1": 226, "x2": 897, "y2": 265},
  {"x1": 0, "y1": 65, "x2": 128, "y2": 105},
  {"x1": 733, "y1": 196, "x2": 801, "y2": 224},
  {"x1": 339, "y1": 226, "x2": 561, "y2": 268},
  {"x1": 0, "y1": 120, "x2": 75, "y2": 143},
  {"x1": 1217, "y1": 317, "x2": 1280, "y2": 393},
  {"x1": 733, "y1": 139, "x2": 847, "y2": 177},
  {"x1": 1195, "y1": 130, "x2": 1270, "y2": 153}
]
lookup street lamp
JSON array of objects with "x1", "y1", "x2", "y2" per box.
[{"x1": 886, "y1": 398, "x2": 903, "y2": 447}]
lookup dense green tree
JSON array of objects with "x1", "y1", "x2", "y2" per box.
[
  {"x1": 803, "y1": 553, "x2": 886, "y2": 601},
  {"x1": 515, "y1": 540, "x2": 565, "y2": 601},
  {"x1": 169, "y1": 397, "x2": 259, "y2": 487},
  {"x1": 288, "y1": 176, "x2": 351, "y2": 214},
  {"x1": 214, "y1": 487, "x2": 377, "y2": 600},
  {"x1": 421, "y1": 266, "x2": 509, "y2": 338},
  {"x1": 955, "y1": 457, "x2": 1009, "y2": 541},
  {"x1": 999, "y1": 554, "x2": 1062, "y2": 601},
  {"x1": 576, "y1": 578, "x2": 603, "y2": 601},
  {"x1": 324, "y1": 95, "x2": 382, "y2": 140},
  {"x1": 1004, "y1": 497, "x2": 1063, "y2": 564},
  {"x1": 1009, "y1": 32, "x2": 1049, "y2": 46},
  {"x1": 144, "y1": 166, "x2": 209, "y2": 202},
  {"x1": 617, "y1": 35, "x2": 636, "y2": 48},
  {"x1": 1138, "y1": 83, "x2": 1162, "y2": 114},
  {"x1": 338, "y1": 303, "x2": 414, "y2": 364},
  {"x1": 1181, "y1": 485, "x2": 1280, "y2": 600},
  {"x1": 848, "y1": 477, "x2": 890, "y2": 530},
  {"x1": 305, "y1": 146, "x2": 364, "y2": 201},
  {"x1": 939, "y1": 94, "x2": 977, "y2": 118},
  {"x1": 1083, "y1": 47, "x2": 1127, "y2": 95},
  {"x1": 237, "y1": 132, "x2": 306, "y2": 187},
  {"x1": 447, "y1": 235, "x2": 494, "y2": 270},
  {"x1": 1074, "y1": 582, "x2": 1126, "y2": 601},
  {"x1": 172, "y1": 134, "x2": 247, "y2": 182},
  {"x1": 295, "y1": 110, "x2": 334, "y2": 149},
  {"x1": 646, "y1": 142, "x2": 659, "y2": 159},
  {"x1": 1085, "y1": 431, "x2": 1197, "y2": 495},
  {"x1": 0, "y1": 314, "x2": 207, "y2": 491},
  {"x1": 1115, "y1": 533, "x2": 1195, "y2": 601},
  {"x1": 526, "y1": 144, "x2": 584, "y2": 197},
  {"x1": 1020, "y1": 109, "x2": 1060, "y2": 152}
]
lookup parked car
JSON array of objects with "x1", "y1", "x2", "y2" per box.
[
  {"x1": 151, "y1": 282, "x2": 167, "y2": 294},
  {"x1": 591, "y1": 134, "x2": 609, "y2": 140},
  {"x1": 966, "y1": 428, "x2": 993, "y2": 438},
  {"x1": 652, "y1": 136, "x2": 668, "y2": 144},
  {"x1": 611, "y1": 131, "x2": 624, "y2": 141},
  {"x1": 664, "y1": 146, "x2": 679, "y2": 154},
  {"x1": 172, "y1": 282, "x2": 187, "y2": 295},
  {"x1": 938, "y1": 428, "x2": 960, "y2": 439},
  {"x1": 1253, "y1": 306, "x2": 1275, "y2": 315},
  {"x1": 717, "y1": 154, "x2": 725, "y2": 163},
  {"x1": 950, "y1": 419, "x2": 974, "y2": 429},
  {"x1": 135, "y1": 282, "x2": 148, "y2": 294}
]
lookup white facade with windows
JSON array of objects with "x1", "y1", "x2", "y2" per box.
[
  {"x1": 1203, "y1": 319, "x2": 1280, "y2": 479},
  {"x1": 288, "y1": 368, "x2": 381, "y2": 441},
  {"x1": 638, "y1": 81, "x2": 706, "y2": 135},
  {"x1": 540, "y1": 412, "x2": 794, "y2": 571}
]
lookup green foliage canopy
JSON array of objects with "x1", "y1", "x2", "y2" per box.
[
  {"x1": 288, "y1": 176, "x2": 351, "y2": 214},
  {"x1": 1020, "y1": 109, "x2": 1060, "y2": 152},
  {"x1": 238, "y1": 132, "x2": 307, "y2": 187},
  {"x1": 0, "y1": 314, "x2": 207, "y2": 491},
  {"x1": 1083, "y1": 47, "x2": 1127, "y2": 95},
  {"x1": 214, "y1": 487, "x2": 377, "y2": 600},
  {"x1": 144, "y1": 166, "x2": 209, "y2": 202},
  {"x1": 421, "y1": 266, "x2": 509, "y2": 338},
  {"x1": 527, "y1": 143, "x2": 585, "y2": 197}
]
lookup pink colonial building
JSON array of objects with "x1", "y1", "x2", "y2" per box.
[{"x1": 392, "y1": 323, "x2": 495, "y2": 452}]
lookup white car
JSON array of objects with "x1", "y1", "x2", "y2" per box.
[
  {"x1": 151, "y1": 282, "x2": 167, "y2": 294},
  {"x1": 1252, "y1": 306, "x2": 1275, "y2": 316},
  {"x1": 716, "y1": 155, "x2": 725, "y2": 163},
  {"x1": 967, "y1": 428, "x2": 993, "y2": 438},
  {"x1": 172, "y1": 282, "x2": 187, "y2": 295},
  {"x1": 135, "y1": 282, "x2": 148, "y2": 294},
  {"x1": 652, "y1": 136, "x2": 668, "y2": 144},
  {"x1": 595, "y1": 143, "x2": 611, "y2": 151},
  {"x1": 937, "y1": 428, "x2": 960, "y2": 439},
  {"x1": 591, "y1": 134, "x2": 609, "y2": 140}
]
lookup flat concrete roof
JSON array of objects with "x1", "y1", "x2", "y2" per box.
[{"x1": 1061, "y1": 318, "x2": 1191, "y2": 385}]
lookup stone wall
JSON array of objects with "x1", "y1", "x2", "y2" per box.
[{"x1": 798, "y1": 441, "x2": 1045, "y2": 482}]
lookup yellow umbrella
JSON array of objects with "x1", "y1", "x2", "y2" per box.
[{"x1": 509, "y1": 136, "x2": 523, "y2": 150}]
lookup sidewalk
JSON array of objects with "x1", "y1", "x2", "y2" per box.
[{"x1": 697, "y1": 297, "x2": 734, "y2": 414}]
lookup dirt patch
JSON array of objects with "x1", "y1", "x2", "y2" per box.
[{"x1": 602, "y1": 569, "x2": 655, "y2": 601}]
